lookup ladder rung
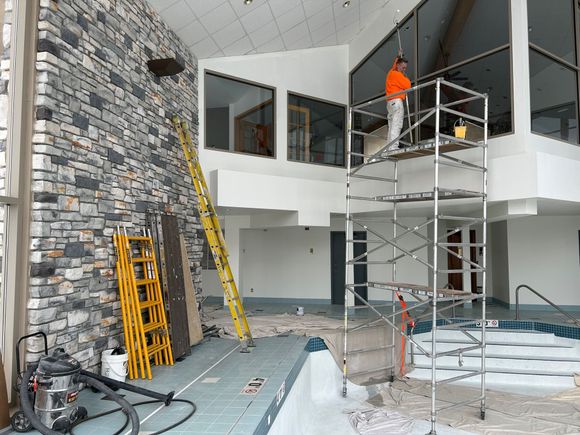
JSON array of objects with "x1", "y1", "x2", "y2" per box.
[
  {"x1": 126, "y1": 236, "x2": 151, "y2": 241},
  {"x1": 140, "y1": 300, "x2": 162, "y2": 309},
  {"x1": 132, "y1": 257, "x2": 154, "y2": 263},
  {"x1": 146, "y1": 342, "x2": 170, "y2": 356},
  {"x1": 135, "y1": 278, "x2": 157, "y2": 286},
  {"x1": 142, "y1": 322, "x2": 165, "y2": 333}
]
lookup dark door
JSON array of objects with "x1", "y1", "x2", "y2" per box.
[
  {"x1": 331, "y1": 231, "x2": 367, "y2": 305},
  {"x1": 447, "y1": 232, "x2": 463, "y2": 290},
  {"x1": 470, "y1": 229, "x2": 478, "y2": 293}
]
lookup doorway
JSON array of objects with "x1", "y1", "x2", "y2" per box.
[
  {"x1": 331, "y1": 231, "x2": 367, "y2": 305},
  {"x1": 446, "y1": 230, "x2": 478, "y2": 292}
]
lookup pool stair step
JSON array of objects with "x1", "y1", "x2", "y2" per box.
[
  {"x1": 430, "y1": 328, "x2": 569, "y2": 345},
  {"x1": 407, "y1": 328, "x2": 580, "y2": 391}
]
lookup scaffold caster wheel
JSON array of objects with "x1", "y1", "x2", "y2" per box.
[
  {"x1": 11, "y1": 411, "x2": 32, "y2": 433},
  {"x1": 480, "y1": 410, "x2": 486, "y2": 420}
]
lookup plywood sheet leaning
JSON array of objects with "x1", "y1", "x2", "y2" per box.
[
  {"x1": 150, "y1": 213, "x2": 191, "y2": 360},
  {"x1": 180, "y1": 234, "x2": 203, "y2": 346},
  {"x1": 0, "y1": 351, "x2": 9, "y2": 427}
]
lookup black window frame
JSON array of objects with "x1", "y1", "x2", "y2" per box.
[
  {"x1": 349, "y1": 0, "x2": 514, "y2": 139},
  {"x1": 204, "y1": 70, "x2": 277, "y2": 159},
  {"x1": 528, "y1": 0, "x2": 580, "y2": 145},
  {"x1": 286, "y1": 91, "x2": 347, "y2": 168}
]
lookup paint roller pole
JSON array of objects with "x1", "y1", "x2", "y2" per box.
[{"x1": 394, "y1": 13, "x2": 413, "y2": 144}]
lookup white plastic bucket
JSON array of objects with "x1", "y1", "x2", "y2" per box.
[{"x1": 101, "y1": 349, "x2": 128, "y2": 382}]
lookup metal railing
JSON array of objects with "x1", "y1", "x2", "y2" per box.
[{"x1": 515, "y1": 284, "x2": 580, "y2": 326}]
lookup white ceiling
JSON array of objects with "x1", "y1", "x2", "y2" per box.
[{"x1": 146, "y1": 0, "x2": 390, "y2": 59}]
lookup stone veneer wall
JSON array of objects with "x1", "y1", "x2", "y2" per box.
[{"x1": 27, "y1": 0, "x2": 201, "y2": 369}]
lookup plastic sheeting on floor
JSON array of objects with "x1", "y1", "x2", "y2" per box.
[
  {"x1": 208, "y1": 312, "x2": 407, "y2": 386},
  {"x1": 347, "y1": 408, "x2": 414, "y2": 435},
  {"x1": 369, "y1": 378, "x2": 580, "y2": 434}
]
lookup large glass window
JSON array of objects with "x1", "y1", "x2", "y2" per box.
[
  {"x1": 418, "y1": 0, "x2": 509, "y2": 77},
  {"x1": 528, "y1": 0, "x2": 580, "y2": 144},
  {"x1": 350, "y1": 0, "x2": 513, "y2": 143},
  {"x1": 420, "y1": 49, "x2": 512, "y2": 139},
  {"x1": 351, "y1": 16, "x2": 415, "y2": 104},
  {"x1": 528, "y1": 0, "x2": 575, "y2": 65},
  {"x1": 287, "y1": 94, "x2": 345, "y2": 167},
  {"x1": 205, "y1": 72, "x2": 275, "y2": 157},
  {"x1": 530, "y1": 50, "x2": 578, "y2": 143}
]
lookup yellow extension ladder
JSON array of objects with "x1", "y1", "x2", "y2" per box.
[
  {"x1": 114, "y1": 229, "x2": 174, "y2": 379},
  {"x1": 172, "y1": 115, "x2": 255, "y2": 352}
]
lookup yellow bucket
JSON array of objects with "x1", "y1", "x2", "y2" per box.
[
  {"x1": 454, "y1": 125, "x2": 466, "y2": 139},
  {"x1": 454, "y1": 118, "x2": 466, "y2": 139}
]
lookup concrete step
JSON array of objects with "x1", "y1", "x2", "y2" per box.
[
  {"x1": 427, "y1": 328, "x2": 560, "y2": 344},
  {"x1": 412, "y1": 353, "x2": 580, "y2": 373},
  {"x1": 412, "y1": 339, "x2": 578, "y2": 357},
  {"x1": 409, "y1": 365, "x2": 577, "y2": 390}
]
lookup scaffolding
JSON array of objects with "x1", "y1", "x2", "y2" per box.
[{"x1": 342, "y1": 78, "x2": 488, "y2": 434}]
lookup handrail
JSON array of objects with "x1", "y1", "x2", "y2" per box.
[{"x1": 515, "y1": 284, "x2": 580, "y2": 326}]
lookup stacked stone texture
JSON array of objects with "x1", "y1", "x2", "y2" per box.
[{"x1": 28, "y1": 0, "x2": 202, "y2": 369}]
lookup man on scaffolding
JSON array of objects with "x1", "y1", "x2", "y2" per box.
[{"x1": 385, "y1": 50, "x2": 411, "y2": 151}]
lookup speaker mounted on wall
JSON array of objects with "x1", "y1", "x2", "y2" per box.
[{"x1": 147, "y1": 57, "x2": 185, "y2": 77}]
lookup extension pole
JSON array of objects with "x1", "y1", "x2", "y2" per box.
[{"x1": 395, "y1": 18, "x2": 413, "y2": 144}]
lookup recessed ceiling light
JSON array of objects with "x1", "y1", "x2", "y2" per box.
[
  {"x1": 244, "y1": 0, "x2": 252, "y2": 5},
  {"x1": 343, "y1": 1, "x2": 351, "y2": 7}
]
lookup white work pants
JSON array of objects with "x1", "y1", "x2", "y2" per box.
[{"x1": 387, "y1": 98, "x2": 404, "y2": 149}]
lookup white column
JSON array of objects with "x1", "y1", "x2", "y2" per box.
[{"x1": 223, "y1": 215, "x2": 250, "y2": 305}]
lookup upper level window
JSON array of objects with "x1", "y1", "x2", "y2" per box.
[
  {"x1": 417, "y1": 0, "x2": 509, "y2": 77},
  {"x1": 349, "y1": 0, "x2": 512, "y2": 139},
  {"x1": 351, "y1": 16, "x2": 415, "y2": 105},
  {"x1": 528, "y1": 0, "x2": 579, "y2": 144},
  {"x1": 205, "y1": 72, "x2": 275, "y2": 157},
  {"x1": 530, "y1": 50, "x2": 578, "y2": 143},
  {"x1": 287, "y1": 94, "x2": 345, "y2": 167},
  {"x1": 528, "y1": 0, "x2": 575, "y2": 65}
]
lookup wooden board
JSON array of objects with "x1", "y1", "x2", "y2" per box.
[
  {"x1": 180, "y1": 234, "x2": 204, "y2": 346},
  {"x1": 148, "y1": 213, "x2": 192, "y2": 360},
  {"x1": 0, "y1": 351, "x2": 9, "y2": 428}
]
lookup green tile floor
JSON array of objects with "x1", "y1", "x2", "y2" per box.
[{"x1": 19, "y1": 335, "x2": 308, "y2": 435}]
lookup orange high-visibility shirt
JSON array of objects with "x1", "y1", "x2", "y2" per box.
[{"x1": 385, "y1": 58, "x2": 411, "y2": 100}]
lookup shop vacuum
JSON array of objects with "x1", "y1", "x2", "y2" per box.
[{"x1": 11, "y1": 332, "x2": 195, "y2": 435}]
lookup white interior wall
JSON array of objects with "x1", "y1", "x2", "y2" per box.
[
  {"x1": 198, "y1": 46, "x2": 349, "y2": 227},
  {"x1": 240, "y1": 226, "x2": 331, "y2": 301},
  {"x1": 199, "y1": 45, "x2": 348, "y2": 182},
  {"x1": 507, "y1": 216, "x2": 580, "y2": 307}
]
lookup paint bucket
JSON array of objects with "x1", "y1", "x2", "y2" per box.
[
  {"x1": 296, "y1": 306, "x2": 304, "y2": 316},
  {"x1": 454, "y1": 118, "x2": 466, "y2": 139},
  {"x1": 101, "y1": 349, "x2": 128, "y2": 382}
]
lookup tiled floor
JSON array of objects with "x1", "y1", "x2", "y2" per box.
[{"x1": 24, "y1": 335, "x2": 309, "y2": 435}]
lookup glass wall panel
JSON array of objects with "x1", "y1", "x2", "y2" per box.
[
  {"x1": 419, "y1": 49, "x2": 512, "y2": 139},
  {"x1": 351, "y1": 16, "x2": 415, "y2": 104},
  {"x1": 205, "y1": 72, "x2": 275, "y2": 157},
  {"x1": 418, "y1": 0, "x2": 509, "y2": 77},
  {"x1": 529, "y1": 49, "x2": 578, "y2": 143},
  {"x1": 288, "y1": 94, "x2": 345, "y2": 166},
  {"x1": 528, "y1": 0, "x2": 575, "y2": 64}
]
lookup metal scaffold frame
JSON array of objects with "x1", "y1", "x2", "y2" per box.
[{"x1": 342, "y1": 78, "x2": 488, "y2": 434}]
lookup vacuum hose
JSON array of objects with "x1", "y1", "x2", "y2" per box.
[{"x1": 19, "y1": 366, "x2": 140, "y2": 435}]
